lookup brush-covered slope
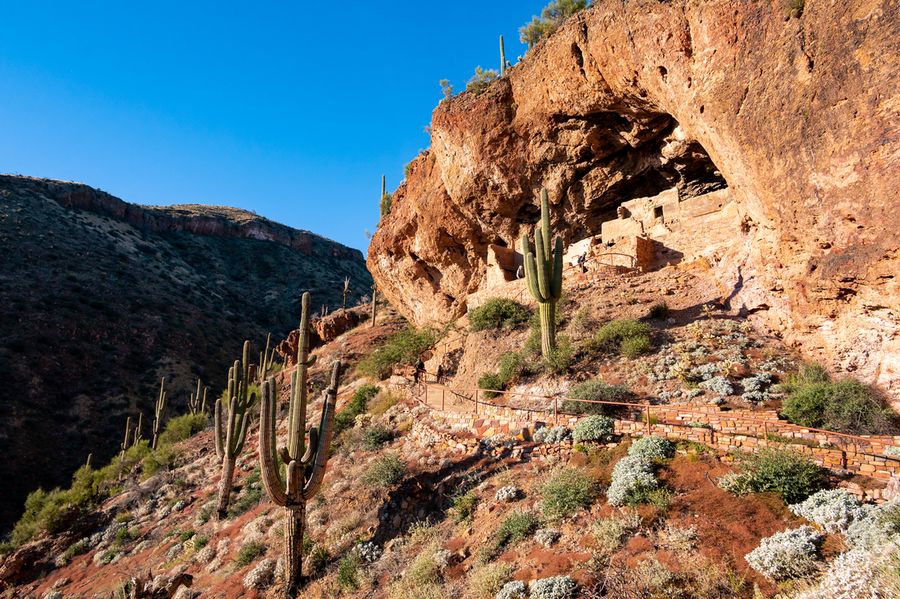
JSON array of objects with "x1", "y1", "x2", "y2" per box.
[{"x1": 0, "y1": 174, "x2": 371, "y2": 534}]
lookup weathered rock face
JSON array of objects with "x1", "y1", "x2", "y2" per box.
[{"x1": 368, "y1": 0, "x2": 899, "y2": 397}]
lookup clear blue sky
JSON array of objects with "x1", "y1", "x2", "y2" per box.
[{"x1": 0, "y1": 1, "x2": 546, "y2": 252}]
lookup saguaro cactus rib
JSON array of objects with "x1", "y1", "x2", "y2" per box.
[{"x1": 258, "y1": 291, "x2": 342, "y2": 598}]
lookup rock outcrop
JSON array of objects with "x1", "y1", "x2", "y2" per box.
[{"x1": 368, "y1": 0, "x2": 899, "y2": 398}]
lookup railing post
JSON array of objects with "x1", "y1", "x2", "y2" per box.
[
  {"x1": 645, "y1": 403, "x2": 651, "y2": 434},
  {"x1": 841, "y1": 450, "x2": 847, "y2": 470},
  {"x1": 441, "y1": 386, "x2": 445, "y2": 411},
  {"x1": 554, "y1": 397, "x2": 558, "y2": 425},
  {"x1": 475, "y1": 389, "x2": 479, "y2": 415}
]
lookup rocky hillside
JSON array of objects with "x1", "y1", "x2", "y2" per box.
[
  {"x1": 368, "y1": 0, "x2": 899, "y2": 400},
  {"x1": 0, "y1": 175, "x2": 371, "y2": 534}
]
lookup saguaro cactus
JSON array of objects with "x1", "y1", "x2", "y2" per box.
[
  {"x1": 257, "y1": 333, "x2": 276, "y2": 385},
  {"x1": 500, "y1": 34, "x2": 507, "y2": 75},
  {"x1": 133, "y1": 412, "x2": 143, "y2": 447},
  {"x1": 188, "y1": 379, "x2": 207, "y2": 415},
  {"x1": 370, "y1": 283, "x2": 377, "y2": 327},
  {"x1": 214, "y1": 340, "x2": 256, "y2": 519},
  {"x1": 342, "y1": 277, "x2": 350, "y2": 309},
  {"x1": 151, "y1": 378, "x2": 167, "y2": 450},
  {"x1": 259, "y1": 292, "x2": 342, "y2": 597},
  {"x1": 521, "y1": 188, "x2": 563, "y2": 357}
]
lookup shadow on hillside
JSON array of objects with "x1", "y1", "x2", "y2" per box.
[{"x1": 370, "y1": 448, "x2": 513, "y2": 546}]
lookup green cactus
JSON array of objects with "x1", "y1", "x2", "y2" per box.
[
  {"x1": 520, "y1": 188, "x2": 564, "y2": 357},
  {"x1": 259, "y1": 292, "x2": 342, "y2": 597},
  {"x1": 214, "y1": 340, "x2": 257, "y2": 519},
  {"x1": 151, "y1": 377, "x2": 167, "y2": 450},
  {"x1": 500, "y1": 34, "x2": 507, "y2": 75},
  {"x1": 132, "y1": 412, "x2": 143, "y2": 447},
  {"x1": 257, "y1": 333, "x2": 276, "y2": 385},
  {"x1": 118, "y1": 416, "x2": 132, "y2": 479},
  {"x1": 370, "y1": 282, "x2": 377, "y2": 327},
  {"x1": 188, "y1": 378, "x2": 208, "y2": 415},
  {"x1": 342, "y1": 276, "x2": 350, "y2": 309}
]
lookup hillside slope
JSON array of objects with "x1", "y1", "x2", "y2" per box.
[
  {"x1": 367, "y1": 0, "x2": 900, "y2": 399},
  {"x1": 0, "y1": 174, "x2": 371, "y2": 534}
]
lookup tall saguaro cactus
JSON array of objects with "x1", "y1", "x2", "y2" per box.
[
  {"x1": 151, "y1": 378, "x2": 167, "y2": 450},
  {"x1": 188, "y1": 378, "x2": 208, "y2": 415},
  {"x1": 521, "y1": 188, "x2": 563, "y2": 357},
  {"x1": 499, "y1": 34, "x2": 507, "y2": 75},
  {"x1": 214, "y1": 340, "x2": 256, "y2": 519},
  {"x1": 259, "y1": 292, "x2": 342, "y2": 598},
  {"x1": 370, "y1": 283, "x2": 377, "y2": 327},
  {"x1": 257, "y1": 333, "x2": 276, "y2": 385},
  {"x1": 342, "y1": 277, "x2": 350, "y2": 309}
]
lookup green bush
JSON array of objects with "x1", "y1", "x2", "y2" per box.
[
  {"x1": 228, "y1": 467, "x2": 263, "y2": 518},
  {"x1": 540, "y1": 469, "x2": 599, "y2": 519},
  {"x1": 465, "y1": 66, "x2": 500, "y2": 94},
  {"x1": 234, "y1": 541, "x2": 266, "y2": 567},
  {"x1": 586, "y1": 320, "x2": 652, "y2": 357},
  {"x1": 544, "y1": 336, "x2": 574, "y2": 374},
  {"x1": 361, "y1": 424, "x2": 394, "y2": 450},
  {"x1": 722, "y1": 449, "x2": 825, "y2": 504},
  {"x1": 647, "y1": 302, "x2": 670, "y2": 319},
  {"x1": 358, "y1": 327, "x2": 437, "y2": 379},
  {"x1": 334, "y1": 384, "x2": 380, "y2": 434},
  {"x1": 478, "y1": 351, "x2": 537, "y2": 398},
  {"x1": 468, "y1": 299, "x2": 530, "y2": 332},
  {"x1": 337, "y1": 553, "x2": 360, "y2": 590},
  {"x1": 492, "y1": 511, "x2": 539, "y2": 555},
  {"x1": 362, "y1": 454, "x2": 405, "y2": 488},
  {"x1": 308, "y1": 545, "x2": 330, "y2": 575},
  {"x1": 572, "y1": 415, "x2": 615, "y2": 443},
  {"x1": 561, "y1": 379, "x2": 631, "y2": 415},
  {"x1": 157, "y1": 412, "x2": 208, "y2": 447},
  {"x1": 519, "y1": 0, "x2": 588, "y2": 48},
  {"x1": 781, "y1": 370, "x2": 894, "y2": 434},
  {"x1": 453, "y1": 490, "x2": 479, "y2": 522}
]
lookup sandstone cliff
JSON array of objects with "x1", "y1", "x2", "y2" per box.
[
  {"x1": 0, "y1": 175, "x2": 371, "y2": 534},
  {"x1": 368, "y1": 0, "x2": 899, "y2": 398}
]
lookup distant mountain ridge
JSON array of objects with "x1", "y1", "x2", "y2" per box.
[{"x1": 0, "y1": 174, "x2": 372, "y2": 534}]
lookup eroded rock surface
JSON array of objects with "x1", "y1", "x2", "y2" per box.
[{"x1": 368, "y1": 0, "x2": 899, "y2": 398}]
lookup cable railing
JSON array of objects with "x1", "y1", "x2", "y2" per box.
[{"x1": 406, "y1": 371, "x2": 900, "y2": 466}]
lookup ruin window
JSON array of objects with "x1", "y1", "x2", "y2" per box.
[{"x1": 653, "y1": 206, "x2": 663, "y2": 219}]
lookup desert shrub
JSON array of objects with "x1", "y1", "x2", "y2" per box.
[
  {"x1": 744, "y1": 526, "x2": 822, "y2": 581},
  {"x1": 534, "y1": 528, "x2": 561, "y2": 547},
  {"x1": 561, "y1": 379, "x2": 631, "y2": 415},
  {"x1": 781, "y1": 373, "x2": 894, "y2": 434},
  {"x1": 466, "y1": 66, "x2": 499, "y2": 94},
  {"x1": 468, "y1": 298, "x2": 530, "y2": 332},
  {"x1": 362, "y1": 454, "x2": 405, "y2": 488},
  {"x1": 157, "y1": 412, "x2": 208, "y2": 447},
  {"x1": 539, "y1": 336, "x2": 572, "y2": 375},
  {"x1": 586, "y1": 319, "x2": 652, "y2": 357},
  {"x1": 334, "y1": 384, "x2": 380, "y2": 434},
  {"x1": 467, "y1": 562, "x2": 515, "y2": 599},
  {"x1": 607, "y1": 455, "x2": 658, "y2": 507},
  {"x1": 497, "y1": 580, "x2": 528, "y2": 599},
  {"x1": 529, "y1": 575, "x2": 577, "y2": 599},
  {"x1": 592, "y1": 511, "x2": 641, "y2": 557},
  {"x1": 699, "y1": 375, "x2": 734, "y2": 396},
  {"x1": 540, "y1": 469, "x2": 599, "y2": 519},
  {"x1": 495, "y1": 486, "x2": 519, "y2": 502},
  {"x1": 493, "y1": 511, "x2": 540, "y2": 555},
  {"x1": 627, "y1": 436, "x2": 675, "y2": 461},
  {"x1": 358, "y1": 327, "x2": 437, "y2": 379},
  {"x1": 846, "y1": 501, "x2": 900, "y2": 550},
  {"x1": 308, "y1": 545, "x2": 329, "y2": 575},
  {"x1": 478, "y1": 371, "x2": 507, "y2": 399},
  {"x1": 792, "y1": 545, "x2": 899, "y2": 599},
  {"x1": 520, "y1": 0, "x2": 588, "y2": 48},
  {"x1": 227, "y1": 467, "x2": 262, "y2": 517},
  {"x1": 234, "y1": 541, "x2": 266, "y2": 567},
  {"x1": 361, "y1": 424, "x2": 393, "y2": 450},
  {"x1": 453, "y1": 490, "x2": 478, "y2": 522},
  {"x1": 369, "y1": 391, "x2": 401, "y2": 416},
  {"x1": 337, "y1": 552, "x2": 360, "y2": 590},
  {"x1": 533, "y1": 426, "x2": 570, "y2": 444},
  {"x1": 380, "y1": 192, "x2": 392, "y2": 217},
  {"x1": 720, "y1": 448, "x2": 824, "y2": 504},
  {"x1": 572, "y1": 415, "x2": 614, "y2": 443},
  {"x1": 789, "y1": 489, "x2": 868, "y2": 533}
]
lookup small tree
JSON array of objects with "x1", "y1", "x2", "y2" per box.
[
  {"x1": 466, "y1": 66, "x2": 499, "y2": 94},
  {"x1": 520, "y1": 0, "x2": 589, "y2": 49}
]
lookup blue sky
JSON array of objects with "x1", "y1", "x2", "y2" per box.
[{"x1": 0, "y1": 1, "x2": 546, "y2": 251}]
